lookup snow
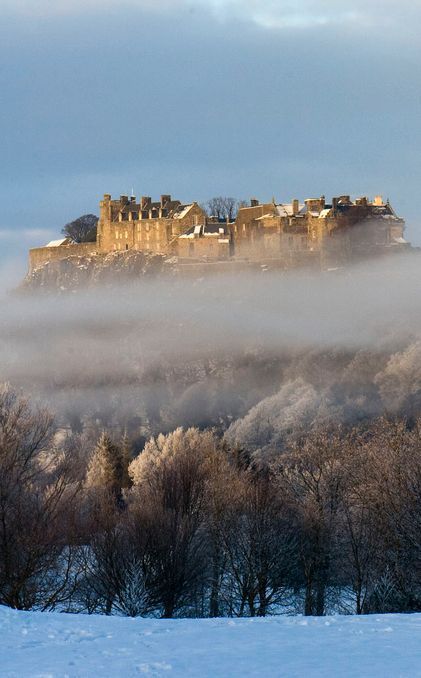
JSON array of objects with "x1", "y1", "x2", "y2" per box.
[
  {"x1": 173, "y1": 205, "x2": 194, "y2": 220},
  {"x1": 46, "y1": 238, "x2": 69, "y2": 248},
  {"x1": 1, "y1": 608, "x2": 421, "y2": 677}
]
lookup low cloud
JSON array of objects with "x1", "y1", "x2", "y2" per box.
[
  {"x1": 1, "y1": 254, "x2": 421, "y2": 430},
  {"x1": 0, "y1": 228, "x2": 55, "y2": 244}
]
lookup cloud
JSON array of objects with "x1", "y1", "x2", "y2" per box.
[
  {"x1": 4, "y1": 0, "x2": 421, "y2": 32},
  {"x1": 0, "y1": 228, "x2": 55, "y2": 244}
]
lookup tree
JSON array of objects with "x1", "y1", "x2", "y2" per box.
[
  {"x1": 129, "y1": 428, "x2": 215, "y2": 617},
  {"x1": 0, "y1": 384, "x2": 81, "y2": 610},
  {"x1": 206, "y1": 197, "x2": 242, "y2": 222},
  {"x1": 218, "y1": 468, "x2": 297, "y2": 617},
  {"x1": 276, "y1": 428, "x2": 351, "y2": 616},
  {"x1": 62, "y1": 214, "x2": 98, "y2": 243},
  {"x1": 86, "y1": 432, "x2": 130, "y2": 504}
]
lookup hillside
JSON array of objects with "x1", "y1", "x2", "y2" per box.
[
  {"x1": 1, "y1": 607, "x2": 420, "y2": 677},
  {"x1": 20, "y1": 250, "x2": 176, "y2": 293}
]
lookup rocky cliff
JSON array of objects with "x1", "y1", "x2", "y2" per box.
[{"x1": 20, "y1": 250, "x2": 177, "y2": 293}]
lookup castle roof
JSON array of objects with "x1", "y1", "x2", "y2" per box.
[
  {"x1": 179, "y1": 223, "x2": 228, "y2": 239},
  {"x1": 173, "y1": 204, "x2": 195, "y2": 219}
]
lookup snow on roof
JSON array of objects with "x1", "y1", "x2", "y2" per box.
[
  {"x1": 256, "y1": 213, "x2": 276, "y2": 221},
  {"x1": 45, "y1": 238, "x2": 69, "y2": 247},
  {"x1": 319, "y1": 209, "x2": 332, "y2": 218},
  {"x1": 173, "y1": 204, "x2": 194, "y2": 220},
  {"x1": 276, "y1": 204, "x2": 305, "y2": 217},
  {"x1": 393, "y1": 237, "x2": 408, "y2": 244}
]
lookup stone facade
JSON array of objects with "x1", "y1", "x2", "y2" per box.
[
  {"x1": 28, "y1": 192, "x2": 409, "y2": 272},
  {"x1": 97, "y1": 194, "x2": 206, "y2": 255},
  {"x1": 233, "y1": 194, "x2": 408, "y2": 267},
  {"x1": 177, "y1": 222, "x2": 232, "y2": 260},
  {"x1": 29, "y1": 241, "x2": 98, "y2": 272}
]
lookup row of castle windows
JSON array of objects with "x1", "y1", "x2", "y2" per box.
[
  {"x1": 114, "y1": 224, "x2": 163, "y2": 239},
  {"x1": 114, "y1": 231, "x2": 159, "y2": 242}
]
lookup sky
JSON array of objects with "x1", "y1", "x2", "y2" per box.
[{"x1": 1, "y1": 0, "x2": 421, "y2": 271}]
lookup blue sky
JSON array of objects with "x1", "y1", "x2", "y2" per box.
[{"x1": 1, "y1": 0, "x2": 421, "y2": 270}]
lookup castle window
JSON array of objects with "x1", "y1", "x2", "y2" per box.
[
  {"x1": 125, "y1": 231, "x2": 128, "y2": 239},
  {"x1": 125, "y1": 244, "x2": 129, "y2": 251}
]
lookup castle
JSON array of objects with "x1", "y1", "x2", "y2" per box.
[{"x1": 28, "y1": 192, "x2": 409, "y2": 272}]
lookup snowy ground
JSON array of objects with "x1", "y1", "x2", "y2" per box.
[{"x1": 1, "y1": 607, "x2": 421, "y2": 677}]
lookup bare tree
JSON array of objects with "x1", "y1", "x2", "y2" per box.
[
  {"x1": 276, "y1": 428, "x2": 351, "y2": 616},
  {"x1": 218, "y1": 468, "x2": 297, "y2": 617},
  {"x1": 206, "y1": 197, "x2": 241, "y2": 222},
  {"x1": 0, "y1": 384, "x2": 81, "y2": 610}
]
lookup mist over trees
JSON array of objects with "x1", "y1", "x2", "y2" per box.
[{"x1": 1, "y1": 258, "x2": 421, "y2": 617}]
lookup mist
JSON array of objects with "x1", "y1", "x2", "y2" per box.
[{"x1": 0, "y1": 253, "x2": 419, "y2": 448}]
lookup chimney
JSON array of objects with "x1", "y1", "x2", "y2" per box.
[
  {"x1": 141, "y1": 196, "x2": 151, "y2": 210},
  {"x1": 120, "y1": 195, "x2": 129, "y2": 205},
  {"x1": 292, "y1": 199, "x2": 300, "y2": 216},
  {"x1": 103, "y1": 193, "x2": 111, "y2": 201},
  {"x1": 250, "y1": 198, "x2": 259, "y2": 207},
  {"x1": 374, "y1": 195, "x2": 384, "y2": 206},
  {"x1": 320, "y1": 195, "x2": 326, "y2": 210},
  {"x1": 332, "y1": 197, "x2": 339, "y2": 213},
  {"x1": 161, "y1": 194, "x2": 171, "y2": 208},
  {"x1": 130, "y1": 196, "x2": 136, "y2": 204}
]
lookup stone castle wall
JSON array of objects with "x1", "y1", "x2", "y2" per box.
[{"x1": 29, "y1": 242, "x2": 98, "y2": 272}]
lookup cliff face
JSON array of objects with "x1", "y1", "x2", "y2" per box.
[{"x1": 20, "y1": 250, "x2": 176, "y2": 293}]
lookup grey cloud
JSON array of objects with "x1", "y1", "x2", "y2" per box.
[
  {"x1": 5, "y1": 0, "x2": 421, "y2": 33},
  {"x1": 0, "y1": 0, "x2": 420, "y2": 258}
]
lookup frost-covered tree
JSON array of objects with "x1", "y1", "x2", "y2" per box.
[
  {"x1": 129, "y1": 428, "x2": 218, "y2": 617},
  {"x1": 225, "y1": 378, "x2": 331, "y2": 459},
  {"x1": 375, "y1": 342, "x2": 421, "y2": 421},
  {"x1": 86, "y1": 432, "x2": 130, "y2": 502}
]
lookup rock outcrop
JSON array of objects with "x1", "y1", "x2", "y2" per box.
[{"x1": 20, "y1": 250, "x2": 177, "y2": 293}]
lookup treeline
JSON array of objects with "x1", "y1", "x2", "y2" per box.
[{"x1": 1, "y1": 383, "x2": 421, "y2": 618}]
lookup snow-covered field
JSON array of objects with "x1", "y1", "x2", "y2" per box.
[{"x1": 1, "y1": 607, "x2": 421, "y2": 677}]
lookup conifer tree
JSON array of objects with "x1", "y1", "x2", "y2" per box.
[{"x1": 86, "y1": 432, "x2": 129, "y2": 501}]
